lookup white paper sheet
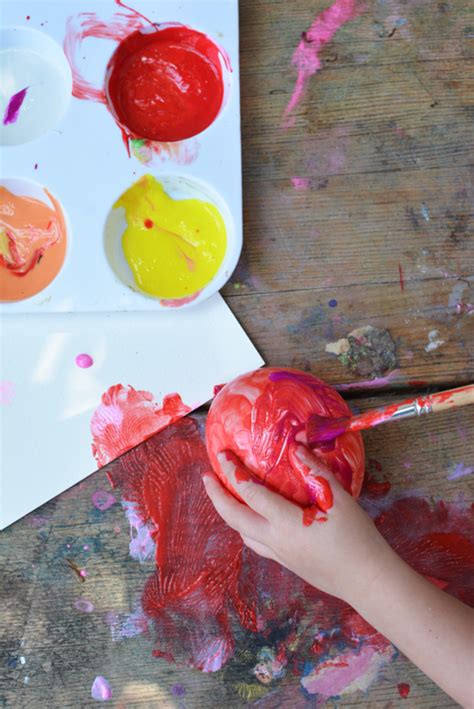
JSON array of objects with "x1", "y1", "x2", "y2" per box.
[{"x1": 0, "y1": 296, "x2": 263, "y2": 528}]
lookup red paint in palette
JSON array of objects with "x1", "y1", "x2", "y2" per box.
[{"x1": 105, "y1": 25, "x2": 231, "y2": 143}]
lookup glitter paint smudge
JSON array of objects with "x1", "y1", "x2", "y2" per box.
[
  {"x1": 90, "y1": 384, "x2": 191, "y2": 467},
  {"x1": 283, "y1": 0, "x2": 366, "y2": 127},
  {"x1": 3, "y1": 87, "x2": 29, "y2": 125},
  {"x1": 75, "y1": 598, "x2": 94, "y2": 613},
  {"x1": 91, "y1": 676, "x2": 112, "y2": 702}
]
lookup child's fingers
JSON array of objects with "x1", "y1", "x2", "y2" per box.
[
  {"x1": 241, "y1": 535, "x2": 276, "y2": 560},
  {"x1": 288, "y1": 443, "x2": 342, "y2": 512},
  {"x1": 202, "y1": 473, "x2": 268, "y2": 541},
  {"x1": 217, "y1": 451, "x2": 299, "y2": 524}
]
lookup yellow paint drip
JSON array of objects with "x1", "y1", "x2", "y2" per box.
[{"x1": 115, "y1": 175, "x2": 227, "y2": 300}]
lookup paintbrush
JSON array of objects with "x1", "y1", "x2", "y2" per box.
[{"x1": 306, "y1": 384, "x2": 474, "y2": 445}]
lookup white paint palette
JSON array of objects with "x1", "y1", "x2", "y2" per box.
[{"x1": 0, "y1": 0, "x2": 264, "y2": 528}]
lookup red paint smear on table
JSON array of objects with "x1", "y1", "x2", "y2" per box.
[
  {"x1": 206, "y1": 368, "x2": 365, "y2": 505},
  {"x1": 3, "y1": 87, "x2": 28, "y2": 125},
  {"x1": 90, "y1": 384, "x2": 191, "y2": 468},
  {"x1": 106, "y1": 416, "x2": 474, "y2": 678},
  {"x1": 398, "y1": 263, "x2": 405, "y2": 293},
  {"x1": 105, "y1": 25, "x2": 230, "y2": 143},
  {"x1": 283, "y1": 0, "x2": 366, "y2": 127},
  {"x1": 397, "y1": 682, "x2": 411, "y2": 698}
]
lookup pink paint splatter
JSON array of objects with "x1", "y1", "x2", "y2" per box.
[
  {"x1": 90, "y1": 384, "x2": 191, "y2": 468},
  {"x1": 0, "y1": 380, "x2": 15, "y2": 405},
  {"x1": 91, "y1": 676, "x2": 112, "y2": 701},
  {"x1": 76, "y1": 353, "x2": 94, "y2": 369},
  {"x1": 283, "y1": 0, "x2": 366, "y2": 128},
  {"x1": 160, "y1": 291, "x2": 202, "y2": 308},
  {"x1": 397, "y1": 682, "x2": 411, "y2": 698},
  {"x1": 92, "y1": 489, "x2": 116, "y2": 511},
  {"x1": 3, "y1": 88, "x2": 29, "y2": 125},
  {"x1": 75, "y1": 598, "x2": 95, "y2": 613},
  {"x1": 291, "y1": 176, "x2": 312, "y2": 191}
]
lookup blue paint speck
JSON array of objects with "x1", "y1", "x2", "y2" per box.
[{"x1": 328, "y1": 299, "x2": 338, "y2": 308}]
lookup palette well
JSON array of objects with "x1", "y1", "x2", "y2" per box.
[
  {"x1": 1, "y1": 0, "x2": 242, "y2": 311},
  {"x1": 0, "y1": 0, "x2": 263, "y2": 528}
]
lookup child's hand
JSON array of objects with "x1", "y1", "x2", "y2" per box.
[
  {"x1": 203, "y1": 445, "x2": 393, "y2": 606},
  {"x1": 204, "y1": 445, "x2": 474, "y2": 707}
]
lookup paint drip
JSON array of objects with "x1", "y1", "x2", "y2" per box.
[
  {"x1": 114, "y1": 175, "x2": 227, "y2": 302},
  {"x1": 0, "y1": 186, "x2": 67, "y2": 302}
]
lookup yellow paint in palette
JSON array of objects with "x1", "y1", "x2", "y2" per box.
[{"x1": 115, "y1": 175, "x2": 227, "y2": 300}]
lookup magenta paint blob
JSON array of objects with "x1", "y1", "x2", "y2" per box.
[
  {"x1": 76, "y1": 353, "x2": 94, "y2": 369},
  {"x1": 3, "y1": 87, "x2": 29, "y2": 125},
  {"x1": 92, "y1": 489, "x2": 116, "y2": 511},
  {"x1": 91, "y1": 675, "x2": 112, "y2": 702}
]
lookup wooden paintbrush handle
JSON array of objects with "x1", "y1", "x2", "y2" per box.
[{"x1": 423, "y1": 384, "x2": 474, "y2": 414}]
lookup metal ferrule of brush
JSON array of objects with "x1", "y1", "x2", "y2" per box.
[{"x1": 391, "y1": 399, "x2": 433, "y2": 421}]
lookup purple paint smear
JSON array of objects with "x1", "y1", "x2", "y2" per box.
[
  {"x1": 3, "y1": 87, "x2": 29, "y2": 125},
  {"x1": 334, "y1": 370, "x2": 400, "y2": 392},
  {"x1": 91, "y1": 676, "x2": 112, "y2": 702},
  {"x1": 447, "y1": 463, "x2": 474, "y2": 481},
  {"x1": 283, "y1": 1, "x2": 366, "y2": 128}
]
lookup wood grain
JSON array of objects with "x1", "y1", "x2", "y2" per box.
[{"x1": 1, "y1": 0, "x2": 473, "y2": 706}]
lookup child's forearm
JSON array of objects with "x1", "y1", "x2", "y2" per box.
[{"x1": 351, "y1": 547, "x2": 474, "y2": 708}]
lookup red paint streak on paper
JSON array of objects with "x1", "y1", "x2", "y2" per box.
[
  {"x1": 206, "y1": 368, "x2": 365, "y2": 505},
  {"x1": 90, "y1": 384, "x2": 191, "y2": 467},
  {"x1": 283, "y1": 0, "x2": 366, "y2": 127},
  {"x1": 3, "y1": 87, "x2": 28, "y2": 125},
  {"x1": 130, "y1": 136, "x2": 200, "y2": 166},
  {"x1": 107, "y1": 416, "x2": 474, "y2": 682},
  {"x1": 397, "y1": 682, "x2": 411, "y2": 698},
  {"x1": 64, "y1": 12, "x2": 145, "y2": 102},
  {"x1": 398, "y1": 263, "x2": 405, "y2": 292},
  {"x1": 105, "y1": 25, "x2": 230, "y2": 143}
]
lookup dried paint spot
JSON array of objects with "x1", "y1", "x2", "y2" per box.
[
  {"x1": 424, "y1": 329, "x2": 445, "y2": 353},
  {"x1": 447, "y1": 463, "x2": 474, "y2": 481},
  {"x1": 76, "y1": 353, "x2": 94, "y2": 369},
  {"x1": 398, "y1": 682, "x2": 411, "y2": 698},
  {"x1": 326, "y1": 326, "x2": 398, "y2": 378},
  {"x1": 171, "y1": 684, "x2": 186, "y2": 697},
  {"x1": 74, "y1": 598, "x2": 94, "y2": 613},
  {"x1": 291, "y1": 176, "x2": 312, "y2": 191},
  {"x1": 92, "y1": 490, "x2": 116, "y2": 511},
  {"x1": 328, "y1": 299, "x2": 338, "y2": 308},
  {"x1": 91, "y1": 676, "x2": 112, "y2": 702}
]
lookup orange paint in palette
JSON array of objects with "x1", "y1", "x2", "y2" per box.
[{"x1": 0, "y1": 185, "x2": 67, "y2": 302}]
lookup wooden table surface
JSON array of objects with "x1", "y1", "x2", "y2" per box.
[{"x1": 1, "y1": 0, "x2": 473, "y2": 707}]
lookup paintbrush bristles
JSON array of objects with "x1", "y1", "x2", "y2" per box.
[{"x1": 306, "y1": 414, "x2": 350, "y2": 446}]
